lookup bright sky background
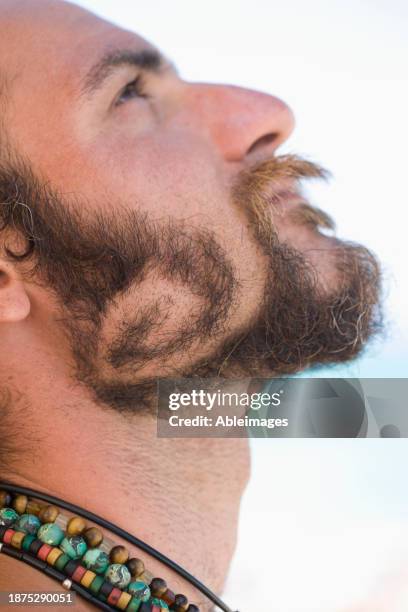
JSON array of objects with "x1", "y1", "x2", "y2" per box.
[{"x1": 71, "y1": 1, "x2": 408, "y2": 610}]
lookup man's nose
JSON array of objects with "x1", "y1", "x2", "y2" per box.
[{"x1": 183, "y1": 83, "x2": 295, "y2": 162}]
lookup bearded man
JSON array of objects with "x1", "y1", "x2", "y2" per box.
[{"x1": 0, "y1": 1, "x2": 381, "y2": 610}]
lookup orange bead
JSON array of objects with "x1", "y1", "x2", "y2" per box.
[
  {"x1": 110, "y1": 545, "x2": 129, "y2": 564},
  {"x1": 26, "y1": 500, "x2": 42, "y2": 516},
  {"x1": 83, "y1": 527, "x2": 103, "y2": 548},
  {"x1": 12, "y1": 495, "x2": 28, "y2": 514},
  {"x1": 66, "y1": 517, "x2": 86, "y2": 536},
  {"x1": 39, "y1": 505, "x2": 59, "y2": 524},
  {"x1": 127, "y1": 558, "x2": 145, "y2": 578},
  {"x1": 11, "y1": 531, "x2": 25, "y2": 549},
  {"x1": 116, "y1": 592, "x2": 132, "y2": 611},
  {"x1": 46, "y1": 548, "x2": 63, "y2": 566},
  {"x1": 80, "y1": 570, "x2": 97, "y2": 589}
]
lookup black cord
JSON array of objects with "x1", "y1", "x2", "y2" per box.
[
  {"x1": 0, "y1": 482, "x2": 238, "y2": 612},
  {"x1": 0, "y1": 543, "x2": 115, "y2": 611}
]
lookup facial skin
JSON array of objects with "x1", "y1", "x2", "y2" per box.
[{"x1": 0, "y1": 0, "x2": 381, "y2": 610}]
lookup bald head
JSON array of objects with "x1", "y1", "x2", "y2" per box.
[
  {"x1": 0, "y1": 0, "x2": 102, "y2": 152},
  {"x1": 0, "y1": 0, "x2": 90, "y2": 23},
  {"x1": 0, "y1": 0, "x2": 161, "y2": 174},
  {"x1": 0, "y1": 0, "x2": 96, "y2": 69},
  {"x1": 0, "y1": 0, "x2": 126, "y2": 90}
]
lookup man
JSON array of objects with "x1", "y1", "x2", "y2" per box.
[{"x1": 0, "y1": 0, "x2": 381, "y2": 610}]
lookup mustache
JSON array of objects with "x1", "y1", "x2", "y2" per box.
[
  {"x1": 287, "y1": 202, "x2": 335, "y2": 231},
  {"x1": 237, "y1": 153, "x2": 329, "y2": 189},
  {"x1": 233, "y1": 154, "x2": 333, "y2": 241}
]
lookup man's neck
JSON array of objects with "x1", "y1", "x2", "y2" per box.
[{"x1": 3, "y1": 391, "x2": 248, "y2": 608}]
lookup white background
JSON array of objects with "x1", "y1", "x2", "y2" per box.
[{"x1": 71, "y1": 1, "x2": 408, "y2": 610}]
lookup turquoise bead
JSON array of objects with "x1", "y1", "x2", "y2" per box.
[
  {"x1": 128, "y1": 581, "x2": 151, "y2": 602},
  {"x1": 0, "y1": 508, "x2": 19, "y2": 527},
  {"x1": 16, "y1": 514, "x2": 41, "y2": 535},
  {"x1": 104, "y1": 563, "x2": 131, "y2": 589},
  {"x1": 60, "y1": 535, "x2": 87, "y2": 559},
  {"x1": 82, "y1": 548, "x2": 109, "y2": 574},
  {"x1": 151, "y1": 598, "x2": 169, "y2": 610},
  {"x1": 37, "y1": 523, "x2": 64, "y2": 546}
]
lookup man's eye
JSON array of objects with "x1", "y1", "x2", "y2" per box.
[{"x1": 115, "y1": 76, "x2": 148, "y2": 106}]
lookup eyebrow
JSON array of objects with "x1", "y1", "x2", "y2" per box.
[{"x1": 81, "y1": 48, "x2": 165, "y2": 98}]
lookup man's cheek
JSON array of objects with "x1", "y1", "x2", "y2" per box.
[{"x1": 109, "y1": 134, "x2": 225, "y2": 218}]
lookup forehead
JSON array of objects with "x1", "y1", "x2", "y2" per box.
[{"x1": 0, "y1": 0, "x2": 153, "y2": 98}]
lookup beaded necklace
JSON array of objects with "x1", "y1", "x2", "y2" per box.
[{"x1": 0, "y1": 483, "x2": 239, "y2": 612}]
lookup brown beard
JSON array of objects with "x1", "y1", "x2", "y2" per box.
[
  {"x1": 192, "y1": 156, "x2": 382, "y2": 378},
  {"x1": 0, "y1": 154, "x2": 382, "y2": 412}
]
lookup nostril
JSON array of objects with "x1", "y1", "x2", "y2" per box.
[{"x1": 246, "y1": 132, "x2": 279, "y2": 155}]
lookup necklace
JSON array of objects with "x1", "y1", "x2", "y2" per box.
[{"x1": 0, "y1": 483, "x2": 238, "y2": 612}]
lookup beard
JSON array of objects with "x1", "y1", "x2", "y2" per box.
[{"x1": 0, "y1": 154, "x2": 382, "y2": 412}]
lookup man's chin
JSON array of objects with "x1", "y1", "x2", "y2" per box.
[
  {"x1": 275, "y1": 225, "x2": 347, "y2": 295},
  {"x1": 198, "y1": 242, "x2": 381, "y2": 379}
]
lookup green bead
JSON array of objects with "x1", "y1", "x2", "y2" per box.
[
  {"x1": 82, "y1": 548, "x2": 109, "y2": 574},
  {"x1": 54, "y1": 553, "x2": 71, "y2": 572},
  {"x1": 60, "y1": 535, "x2": 87, "y2": 559},
  {"x1": 0, "y1": 508, "x2": 18, "y2": 527},
  {"x1": 128, "y1": 581, "x2": 151, "y2": 602},
  {"x1": 22, "y1": 534, "x2": 36, "y2": 551},
  {"x1": 151, "y1": 599, "x2": 169, "y2": 610},
  {"x1": 16, "y1": 514, "x2": 41, "y2": 535},
  {"x1": 126, "y1": 598, "x2": 142, "y2": 612},
  {"x1": 104, "y1": 563, "x2": 131, "y2": 589},
  {"x1": 89, "y1": 575, "x2": 104, "y2": 595},
  {"x1": 37, "y1": 523, "x2": 64, "y2": 546}
]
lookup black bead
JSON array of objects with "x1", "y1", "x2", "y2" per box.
[
  {"x1": 29, "y1": 539, "x2": 44, "y2": 556},
  {"x1": 0, "y1": 491, "x2": 12, "y2": 508},
  {"x1": 150, "y1": 577, "x2": 167, "y2": 597},
  {"x1": 99, "y1": 581, "x2": 114, "y2": 598},
  {"x1": 187, "y1": 606, "x2": 200, "y2": 612},
  {"x1": 139, "y1": 604, "x2": 152, "y2": 612},
  {"x1": 64, "y1": 560, "x2": 80, "y2": 577},
  {"x1": 0, "y1": 525, "x2": 8, "y2": 540},
  {"x1": 170, "y1": 594, "x2": 189, "y2": 611}
]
